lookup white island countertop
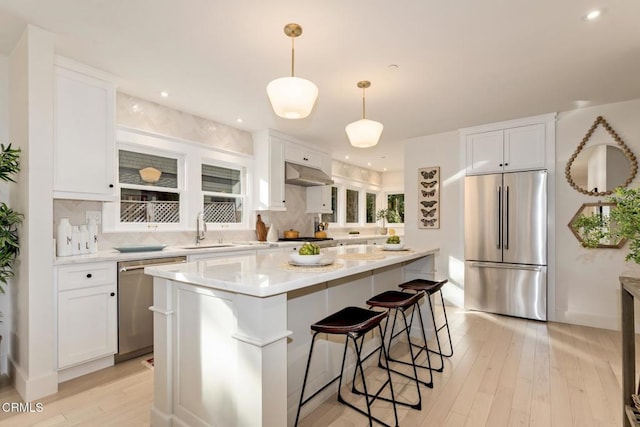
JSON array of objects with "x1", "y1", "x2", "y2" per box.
[{"x1": 145, "y1": 244, "x2": 438, "y2": 298}]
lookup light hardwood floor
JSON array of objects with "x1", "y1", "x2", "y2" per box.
[{"x1": 0, "y1": 306, "x2": 629, "y2": 426}]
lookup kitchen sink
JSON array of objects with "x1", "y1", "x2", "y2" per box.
[{"x1": 180, "y1": 244, "x2": 237, "y2": 250}]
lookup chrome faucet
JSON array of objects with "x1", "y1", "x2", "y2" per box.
[{"x1": 196, "y1": 212, "x2": 207, "y2": 245}]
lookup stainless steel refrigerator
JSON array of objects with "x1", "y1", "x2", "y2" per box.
[{"x1": 464, "y1": 170, "x2": 547, "y2": 321}]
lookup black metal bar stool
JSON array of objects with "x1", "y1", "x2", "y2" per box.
[
  {"x1": 365, "y1": 290, "x2": 433, "y2": 396},
  {"x1": 399, "y1": 279, "x2": 453, "y2": 372},
  {"x1": 294, "y1": 306, "x2": 399, "y2": 427}
]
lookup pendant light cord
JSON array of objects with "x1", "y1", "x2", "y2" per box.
[
  {"x1": 290, "y1": 37, "x2": 295, "y2": 77},
  {"x1": 362, "y1": 87, "x2": 366, "y2": 119}
]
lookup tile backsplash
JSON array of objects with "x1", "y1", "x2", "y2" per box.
[{"x1": 53, "y1": 184, "x2": 318, "y2": 252}]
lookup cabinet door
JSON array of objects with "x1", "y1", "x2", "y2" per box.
[
  {"x1": 465, "y1": 130, "x2": 504, "y2": 174},
  {"x1": 253, "y1": 132, "x2": 286, "y2": 211},
  {"x1": 306, "y1": 186, "x2": 332, "y2": 213},
  {"x1": 503, "y1": 124, "x2": 546, "y2": 171},
  {"x1": 284, "y1": 143, "x2": 321, "y2": 169},
  {"x1": 54, "y1": 67, "x2": 116, "y2": 201},
  {"x1": 58, "y1": 284, "x2": 117, "y2": 368}
]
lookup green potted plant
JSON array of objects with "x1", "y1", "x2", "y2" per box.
[
  {"x1": 608, "y1": 187, "x2": 640, "y2": 263},
  {"x1": 376, "y1": 209, "x2": 400, "y2": 235},
  {"x1": 575, "y1": 187, "x2": 640, "y2": 263},
  {"x1": 0, "y1": 144, "x2": 23, "y2": 347}
]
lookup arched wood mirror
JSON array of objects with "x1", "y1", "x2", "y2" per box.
[
  {"x1": 568, "y1": 202, "x2": 626, "y2": 248},
  {"x1": 565, "y1": 116, "x2": 637, "y2": 196}
]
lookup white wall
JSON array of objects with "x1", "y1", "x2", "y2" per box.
[
  {"x1": 555, "y1": 98, "x2": 640, "y2": 329},
  {"x1": 403, "y1": 130, "x2": 465, "y2": 306},
  {"x1": 403, "y1": 98, "x2": 640, "y2": 330},
  {"x1": 0, "y1": 53, "x2": 10, "y2": 373}
]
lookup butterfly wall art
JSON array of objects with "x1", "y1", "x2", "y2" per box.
[{"x1": 418, "y1": 166, "x2": 440, "y2": 229}]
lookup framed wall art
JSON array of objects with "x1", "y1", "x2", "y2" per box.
[{"x1": 418, "y1": 166, "x2": 440, "y2": 229}]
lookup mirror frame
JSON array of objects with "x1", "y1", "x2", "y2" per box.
[
  {"x1": 565, "y1": 116, "x2": 638, "y2": 196},
  {"x1": 568, "y1": 202, "x2": 627, "y2": 249}
]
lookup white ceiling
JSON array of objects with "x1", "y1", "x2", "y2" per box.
[{"x1": 0, "y1": 0, "x2": 639, "y2": 172}]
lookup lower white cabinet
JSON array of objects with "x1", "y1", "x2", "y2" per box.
[{"x1": 57, "y1": 262, "x2": 117, "y2": 369}]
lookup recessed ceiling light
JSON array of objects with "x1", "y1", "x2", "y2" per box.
[
  {"x1": 236, "y1": 118, "x2": 243, "y2": 123},
  {"x1": 367, "y1": 162, "x2": 372, "y2": 166},
  {"x1": 345, "y1": 155, "x2": 349, "y2": 160},
  {"x1": 160, "y1": 91, "x2": 169, "y2": 98},
  {"x1": 383, "y1": 167, "x2": 387, "y2": 172},
  {"x1": 584, "y1": 9, "x2": 602, "y2": 20}
]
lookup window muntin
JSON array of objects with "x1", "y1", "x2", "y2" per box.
[
  {"x1": 201, "y1": 163, "x2": 245, "y2": 224},
  {"x1": 366, "y1": 192, "x2": 377, "y2": 223},
  {"x1": 118, "y1": 150, "x2": 181, "y2": 224},
  {"x1": 387, "y1": 193, "x2": 405, "y2": 223},
  {"x1": 346, "y1": 189, "x2": 359, "y2": 223}
]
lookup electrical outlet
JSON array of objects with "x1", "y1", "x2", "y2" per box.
[{"x1": 85, "y1": 210, "x2": 102, "y2": 225}]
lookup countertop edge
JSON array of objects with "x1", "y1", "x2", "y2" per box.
[{"x1": 145, "y1": 246, "x2": 439, "y2": 298}]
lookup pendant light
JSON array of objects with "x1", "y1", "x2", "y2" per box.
[
  {"x1": 345, "y1": 81, "x2": 383, "y2": 148},
  {"x1": 267, "y1": 23, "x2": 319, "y2": 119}
]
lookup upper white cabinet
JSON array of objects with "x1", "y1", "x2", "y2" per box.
[
  {"x1": 284, "y1": 139, "x2": 332, "y2": 176},
  {"x1": 463, "y1": 114, "x2": 555, "y2": 175},
  {"x1": 54, "y1": 57, "x2": 116, "y2": 201},
  {"x1": 253, "y1": 130, "x2": 286, "y2": 211},
  {"x1": 306, "y1": 185, "x2": 332, "y2": 213},
  {"x1": 285, "y1": 144, "x2": 322, "y2": 170}
]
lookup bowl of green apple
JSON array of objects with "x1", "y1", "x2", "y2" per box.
[
  {"x1": 383, "y1": 236, "x2": 405, "y2": 250},
  {"x1": 289, "y1": 242, "x2": 325, "y2": 265}
]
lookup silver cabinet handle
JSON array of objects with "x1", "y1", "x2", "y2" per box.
[
  {"x1": 504, "y1": 185, "x2": 510, "y2": 250},
  {"x1": 119, "y1": 260, "x2": 186, "y2": 273}
]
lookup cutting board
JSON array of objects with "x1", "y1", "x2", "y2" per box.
[{"x1": 256, "y1": 214, "x2": 267, "y2": 242}]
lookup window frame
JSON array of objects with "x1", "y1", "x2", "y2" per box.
[
  {"x1": 200, "y1": 157, "x2": 249, "y2": 230},
  {"x1": 110, "y1": 142, "x2": 186, "y2": 231},
  {"x1": 103, "y1": 128, "x2": 253, "y2": 232},
  {"x1": 384, "y1": 191, "x2": 406, "y2": 227}
]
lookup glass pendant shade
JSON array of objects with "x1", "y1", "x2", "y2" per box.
[
  {"x1": 346, "y1": 119, "x2": 384, "y2": 148},
  {"x1": 267, "y1": 76, "x2": 319, "y2": 119}
]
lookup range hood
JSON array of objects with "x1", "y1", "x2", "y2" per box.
[{"x1": 285, "y1": 162, "x2": 334, "y2": 187}]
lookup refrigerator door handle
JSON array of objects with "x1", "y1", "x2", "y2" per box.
[
  {"x1": 497, "y1": 186, "x2": 502, "y2": 249},
  {"x1": 504, "y1": 185, "x2": 510, "y2": 250},
  {"x1": 470, "y1": 262, "x2": 543, "y2": 272}
]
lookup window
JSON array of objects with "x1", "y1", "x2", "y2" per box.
[
  {"x1": 366, "y1": 192, "x2": 377, "y2": 223},
  {"x1": 387, "y1": 193, "x2": 405, "y2": 223},
  {"x1": 118, "y1": 150, "x2": 181, "y2": 223},
  {"x1": 202, "y1": 163, "x2": 245, "y2": 224},
  {"x1": 321, "y1": 186, "x2": 338, "y2": 223},
  {"x1": 346, "y1": 189, "x2": 359, "y2": 223}
]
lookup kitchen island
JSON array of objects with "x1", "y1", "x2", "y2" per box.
[{"x1": 145, "y1": 244, "x2": 439, "y2": 427}]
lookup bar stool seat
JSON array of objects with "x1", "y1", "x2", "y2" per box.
[
  {"x1": 295, "y1": 306, "x2": 399, "y2": 427},
  {"x1": 366, "y1": 290, "x2": 433, "y2": 395},
  {"x1": 399, "y1": 279, "x2": 453, "y2": 372}
]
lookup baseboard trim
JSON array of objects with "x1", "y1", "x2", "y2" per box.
[
  {"x1": 554, "y1": 309, "x2": 619, "y2": 331},
  {"x1": 8, "y1": 356, "x2": 58, "y2": 402},
  {"x1": 57, "y1": 356, "x2": 114, "y2": 383}
]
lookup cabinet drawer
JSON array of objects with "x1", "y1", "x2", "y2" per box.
[{"x1": 57, "y1": 262, "x2": 116, "y2": 291}]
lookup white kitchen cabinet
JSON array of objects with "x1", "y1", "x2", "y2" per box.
[
  {"x1": 284, "y1": 143, "x2": 322, "y2": 169},
  {"x1": 306, "y1": 185, "x2": 333, "y2": 213},
  {"x1": 57, "y1": 262, "x2": 117, "y2": 369},
  {"x1": 54, "y1": 58, "x2": 116, "y2": 201},
  {"x1": 465, "y1": 123, "x2": 546, "y2": 174},
  {"x1": 253, "y1": 130, "x2": 286, "y2": 211},
  {"x1": 367, "y1": 238, "x2": 387, "y2": 245}
]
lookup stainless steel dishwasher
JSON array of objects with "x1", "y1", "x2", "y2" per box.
[{"x1": 116, "y1": 256, "x2": 186, "y2": 363}]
